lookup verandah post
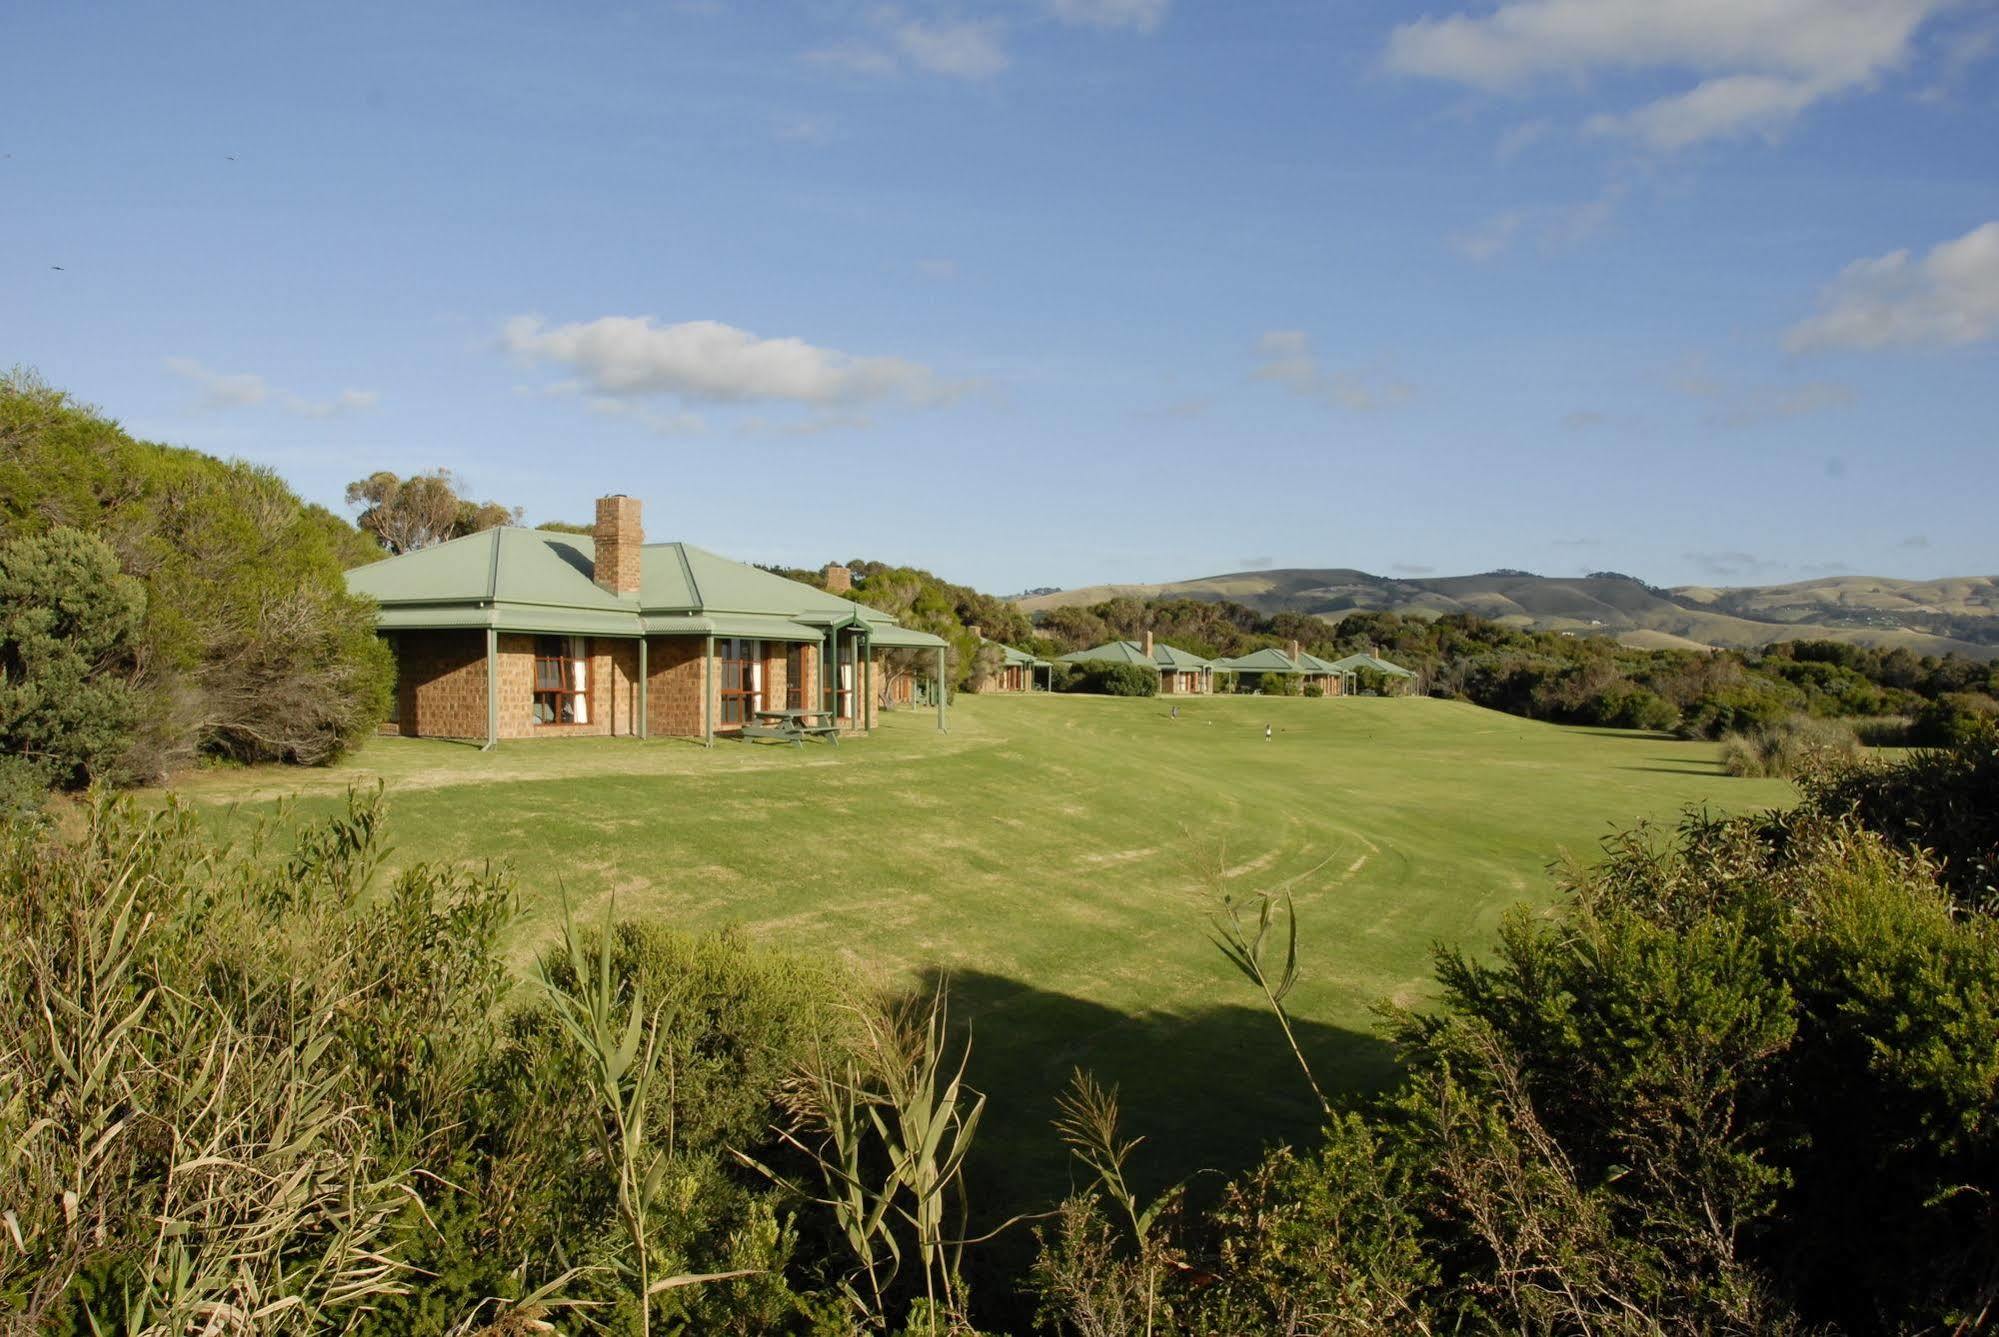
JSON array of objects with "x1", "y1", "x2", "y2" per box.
[
  {"x1": 703, "y1": 634, "x2": 715, "y2": 748},
  {"x1": 936, "y1": 645, "x2": 947, "y2": 732},
  {"x1": 638, "y1": 636, "x2": 648, "y2": 739},
  {"x1": 483, "y1": 626, "x2": 498, "y2": 750}
]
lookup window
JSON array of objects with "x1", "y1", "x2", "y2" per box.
[
  {"x1": 786, "y1": 643, "x2": 806, "y2": 710},
  {"x1": 836, "y1": 651, "x2": 853, "y2": 720},
  {"x1": 533, "y1": 636, "x2": 589, "y2": 724},
  {"x1": 718, "y1": 638, "x2": 761, "y2": 725}
]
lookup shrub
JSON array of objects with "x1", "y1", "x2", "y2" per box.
[
  {"x1": 1064, "y1": 661, "x2": 1159, "y2": 697},
  {"x1": 1718, "y1": 715, "x2": 1861, "y2": 778},
  {"x1": 0, "y1": 527, "x2": 146, "y2": 789},
  {"x1": 1799, "y1": 721, "x2": 1999, "y2": 913},
  {"x1": 1680, "y1": 682, "x2": 1802, "y2": 739},
  {"x1": 1302, "y1": 683, "x2": 1325, "y2": 698},
  {"x1": 0, "y1": 373, "x2": 393, "y2": 776},
  {"x1": 1910, "y1": 692, "x2": 1999, "y2": 747},
  {"x1": 1850, "y1": 715, "x2": 1914, "y2": 747}
]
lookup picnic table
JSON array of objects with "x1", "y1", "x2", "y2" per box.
[{"x1": 736, "y1": 708, "x2": 840, "y2": 747}]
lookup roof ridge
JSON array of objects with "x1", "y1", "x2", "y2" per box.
[
  {"x1": 674, "y1": 542, "x2": 704, "y2": 609},
  {"x1": 486, "y1": 527, "x2": 504, "y2": 601}
]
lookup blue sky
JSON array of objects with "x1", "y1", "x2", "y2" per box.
[{"x1": 5, "y1": 0, "x2": 1996, "y2": 593}]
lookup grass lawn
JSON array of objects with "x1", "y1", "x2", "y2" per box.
[{"x1": 173, "y1": 693, "x2": 1794, "y2": 1210}]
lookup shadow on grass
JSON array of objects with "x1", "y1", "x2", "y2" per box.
[
  {"x1": 1562, "y1": 727, "x2": 1681, "y2": 741},
  {"x1": 915, "y1": 966, "x2": 1397, "y2": 1216},
  {"x1": 1625, "y1": 764, "x2": 1728, "y2": 776},
  {"x1": 914, "y1": 967, "x2": 1399, "y2": 1324}
]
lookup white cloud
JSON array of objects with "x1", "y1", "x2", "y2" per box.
[
  {"x1": 894, "y1": 19, "x2": 1009, "y2": 78},
  {"x1": 1048, "y1": 0, "x2": 1168, "y2": 33},
  {"x1": 1451, "y1": 210, "x2": 1526, "y2": 262},
  {"x1": 285, "y1": 388, "x2": 380, "y2": 419},
  {"x1": 1251, "y1": 331, "x2": 1412, "y2": 412},
  {"x1": 165, "y1": 357, "x2": 376, "y2": 418},
  {"x1": 502, "y1": 315, "x2": 964, "y2": 408},
  {"x1": 1785, "y1": 220, "x2": 1999, "y2": 350},
  {"x1": 1386, "y1": 0, "x2": 1950, "y2": 149},
  {"x1": 914, "y1": 257, "x2": 959, "y2": 281},
  {"x1": 808, "y1": 14, "x2": 1008, "y2": 80},
  {"x1": 803, "y1": 41, "x2": 900, "y2": 76},
  {"x1": 1495, "y1": 117, "x2": 1553, "y2": 161},
  {"x1": 1672, "y1": 353, "x2": 1854, "y2": 425},
  {"x1": 1451, "y1": 182, "x2": 1625, "y2": 261}
]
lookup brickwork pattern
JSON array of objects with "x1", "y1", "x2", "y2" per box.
[
  {"x1": 593, "y1": 495, "x2": 643, "y2": 595},
  {"x1": 392, "y1": 630, "x2": 489, "y2": 740}
]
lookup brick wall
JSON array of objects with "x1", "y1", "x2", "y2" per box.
[
  {"x1": 645, "y1": 636, "x2": 708, "y2": 738},
  {"x1": 391, "y1": 630, "x2": 489, "y2": 739}
]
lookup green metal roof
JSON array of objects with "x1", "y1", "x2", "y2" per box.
[
  {"x1": 1217, "y1": 647, "x2": 1344, "y2": 674},
  {"x1": 1327, "y1": 652, "x2": 1416, "y2": 677},
  {"x1": 980, "y1": 636, "x2": 1046, "y2": 667},
  {"x1": 1218, "y1": 647, "x2": 1306, "y2": 674},
  {"x1": 870, "y1": 624, "x2": 951, "y2": 649},
  {"x1": 346, "y1": 528, "x2": 912, "y2": 639},
  {"x1": 1059, "y1": 639, "x2": 1213, "y2": 671}
]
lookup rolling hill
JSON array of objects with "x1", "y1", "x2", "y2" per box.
[{"x1": 1014, "y1": 570, "x2": 1999, "y2": 660}]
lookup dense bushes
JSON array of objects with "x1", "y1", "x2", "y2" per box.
[
  {"x1": 1, "y1": 374, "x2": 393, "y2": 782},
  {"x1": 1028, "y1": 742, "x2": 1999, "y2": 1334},
  {"x1": 0, "y1": 791, "x2": 863, "y2": 1334},
  {"x1": 1717, "y1": 715, "x2": 1860, "y2": 777},
  {"x1": 0, "y1": 528, "x2": 146, "y2": 792},
  {"x1": 1062, "y1": 661, "x2": 1159, "y2": 696}
]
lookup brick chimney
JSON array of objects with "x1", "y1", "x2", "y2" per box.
[
  {"x1": 823, "y1": 563, "x2": 852, "y2": 594},
  {"x1": 1143, "y1": 630, "x2": 1155, "y2": 658},
  {"x1": 593, "y1": 495, "x2": 642, "y2": 597},
  {"x1": 1289, "y1": 639, "x2": 1301, "y2": 662},
  {"x1": 967, "y1": 624, "x2": 983, "y2": 640}
]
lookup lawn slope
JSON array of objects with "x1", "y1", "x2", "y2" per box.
[{"x1": 178, "y1": 695, "x2": 1794, "y2": 1200}]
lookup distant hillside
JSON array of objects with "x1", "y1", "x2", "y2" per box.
[{"x1": 1014, "y1": 569, "x2": 1999, "y2": 660}]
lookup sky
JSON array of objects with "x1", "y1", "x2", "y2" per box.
[{"x1": 4, "y1": 0, "x2": 1997, "y2": 595}]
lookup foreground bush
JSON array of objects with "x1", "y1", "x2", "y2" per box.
[
  {"x1": 1717, "y1": 713, "x2": 1860, "y2": 777},
  {"x1": 1033, "y1": 744, "x2": 1999, "y2": 1335},
  {"x1": 0, "y1": 791, "x2": 865, "y2": 1334}
]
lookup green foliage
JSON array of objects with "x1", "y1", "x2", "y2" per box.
[
  {"x1": 1799, "y1": 723, "x2": 1999, "y2": 912},
  {"x1": 1718, "y1": 715, "x2": 1860, "y2": 777},
  {"x1": 344, "y1": 468, "x2": 521, "y2": 555},
  {"x1": 1910, "y1": 691, "x2": 1999, "y2": 745},
  {"x1": 0, "y1": 527, "x2": 146, "y2": 789},
  {"x1": 1063, "y1": 662, "x2": 1159, "y2": 697},
  {"x1": 1194, "y1": 1118, "x2": 1436, "y2": 1335},
  {"x1": 0, "y1": 372, "x2": 393, "y2": 775}
]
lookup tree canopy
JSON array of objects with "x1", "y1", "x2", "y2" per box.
[{"x1": 0, "y1": 371, "x2": 392, "y2": 779}]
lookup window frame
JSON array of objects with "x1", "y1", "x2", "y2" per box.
[{"x1": 533, "y1": 636, "x2": 589, "y2": 725}]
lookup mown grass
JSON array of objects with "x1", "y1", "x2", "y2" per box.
[{"x1": 172, "y1": 694, "x2": 1794, "y2": 1208}]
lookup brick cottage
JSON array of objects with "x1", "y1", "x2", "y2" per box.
[{"x1": 346, "y1": 496, "x2": 950, "y2": 746}]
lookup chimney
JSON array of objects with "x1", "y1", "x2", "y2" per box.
[
  {"x1": 1143, "y1": 630, "x2": 1155, "y2": 657},
  {"x1": 967, "y1": 624, "x2": 983, "y2": 640},
  {"x1": 1289, "y1": 639, "x2": 1301, "y2": 662},
  {"x1": 593, "y1": 495, "x2": 642, "y2": 597},
  {"x1": 823, "y1": 563, "x2": 852, "y2": 594}
]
